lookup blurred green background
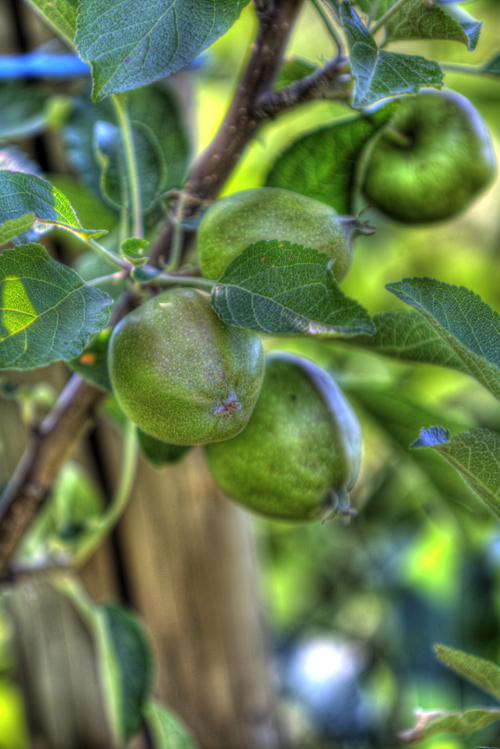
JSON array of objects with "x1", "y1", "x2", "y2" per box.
[{"x1": 1, "y1": 0, "x2": 500, "y2": 747}]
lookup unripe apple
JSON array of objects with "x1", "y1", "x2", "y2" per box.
[
  {"x1": 108, "y1": 288, "x2": 265, "y2": 445},
  {"x1": 204, "y1": 352, "x2": 362, "y2": 521},
  {"x1": 362, "y1": 89, "x2": 497, "y2": 224},
  {"x1": 197, "y1": 187, "x2": 370, "y2": 281}
]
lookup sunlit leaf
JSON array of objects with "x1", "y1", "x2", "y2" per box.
[
  {"x1": 0, "y1": 171, "x2": 106, "y2": 244},
  {"x1": 0, "y1": 244, "x2": 112, "y2": 370}
]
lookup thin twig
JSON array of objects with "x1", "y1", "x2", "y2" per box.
[{"x1": 254, "y1": 54, "x2": 350, "y2": 118}]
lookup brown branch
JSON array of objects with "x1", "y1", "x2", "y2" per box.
[
  {"x1": 0, "y1": 290, "x2": 135, "y2": 578},
  {"x1": 150, "y1": 0, "x2": 306, "y2": 265},
  {"x1": 0, "y1": 375, "x2": 105, "y2": 576},
  {"x1": 253, "y1": 55, "x2": 351, "y2": 118}
]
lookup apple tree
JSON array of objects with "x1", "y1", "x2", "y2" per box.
[{"x1": 0, "y1": 0, "x2": 499, "y2": 747}]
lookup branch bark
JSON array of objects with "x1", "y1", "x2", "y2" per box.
[{"x1": 150, "y1": 0, "x2": 306, "y2": 265}]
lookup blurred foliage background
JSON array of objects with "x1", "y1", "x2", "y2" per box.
[{"x1": 0, "y1": 0, "x2": 500, "y2": 747}]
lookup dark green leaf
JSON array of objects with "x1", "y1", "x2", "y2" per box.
[
  {"x1": 340, "y1": 309, "x2": 468, "y2": 373},
  {"x1": 0, "y1": 244, "x2": 112, "y2": 370},
  {"x1": 95, "y1": 120, "x2": 167, "y2": 214},
  {"x1": 102, "y1": 603, "x2": 154, "y2": 744},
  {"x1": 0, "y1": 84, "x2": 50, "y2": 138},
  {"x1": 275, "y1": 58, "x2": 317, "y2": 90},
  {"x1": 211, "y1": 240, "x2": 375, "y2": 337},
  {"x1": 68, "y1": 327, "x2": 113, "y2": 392},
  {"x1": 383, "y1": 0, "x2": 482, "y2": 50},
  {"x1": 144, "y1": 700, "x2": 199, "y2": 749},
  {"x1": 0, "y1": 171, "x2": 106, "y2": 244},
  {"x1": 340, "y1": 2, "x2": 444, "y2": 108},
  {"x1": 435, "y1": 644, "x2": 500, "y2": 702},
  {"x1": 76, "y1": 0, "x2": 249, "y2": 101},
  {"x1": 24, "y1": 0, "x2": 78, "y2": 44},
  {"x1": 412, "y1": 428, "x2": 500, "y2": 519},
  {"x1": 64, "y1": 85, "x2": 189, "y2": 209},
  {"x1": 400, "y1": 707, "x2": 500, "y2": 743},
  {"x1": 136, "y1": 428, "x2": 192, "y2": 468},
  {"x1": 387, "y1": 278, "x2": 500, "y2": 402},
  {"x1": 266, "y1": 102, "x2": 398, "y2": 214}
]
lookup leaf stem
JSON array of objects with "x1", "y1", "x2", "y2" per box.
[
  {"x1": 151, "y1": 271, "x2": 215, "y2": 290},
  {"x1": 111, "y1": 93, "x2": 144, "y2": 240},
  {"x1": 87, "y1": 237, "x2": 130, "y2": 270},
  {"x1": 439, "y1": 62, "x2": 486, "y2": 76},
  {"x1": 70, "y1": 419, "x2": 138, "y2": 570},
  {"x1": 370, "y1": 0, "x2": 412, "y2": 36},
  {"x1": 87, "y1": 270, "x2": 129, "y2": 287},
  {"x1": 310, "y1": 0, "x2": 342, "y2": 51}
]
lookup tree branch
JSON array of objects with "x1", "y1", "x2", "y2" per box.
[
  {"x1": 253, "y1": 54, "x2": 350, "y2": 119},
  {"x1": 150, "y1": 0, "x2": 306, "y2": 265},
  {"x1": 0, "y1": 376, "x2": 105, "y2": 576},
  {"x1": 0, "y1": 291, "x2": 135, "y2": 578}
]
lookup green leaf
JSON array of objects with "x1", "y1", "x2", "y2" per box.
[
  {"x1": 482, "y1": 52, "x2": 500, "y2": 76},
  {"x1": 387, "y1": 278, "x2": 500, "y2": 402},
  {"x1": 381, "y1": 0, "x2": 482, "y2": 50},
  {"x1": 68, "y1": 327, "x2": 113, "y2": 391},
  {"x1": 435, "y1": 644, "x2": 500, "y2": 702},
  {"x1": 400, "y1": 707, "x2": 500, "y2": 743},
  {"x1": 266, "y1": 102, "x2": 398, "y2": 214},
  {"x1": 95, "y1": 120, "x2": 168, "y2": 213},
  {"x1": 16, "y1": 461, "x2": 105, "y2": 562},
  {"x1": 136, "y1": 428, "x2": 192, "y2": 469},
  {"x1": 275, "y1": 58, "x2": 317, "y2": 90},
  {"x1": 0, "y1": 84, "x2": 50, "y2": 138},
  {"x1": 75, "y1": 0, "x2": 249, "y2": 101},
  {"x1": 340, "y1": 310, "x2": 468, "y2": 373},
  {"x1": 340, "y1": 2, "x2": 444, "y2": 108},
  {"x1": 64, "y1": 85, "x2": 189, "y2": 209},
  {"x1": 411, "y1": 428, "x2": 500, "y2": 519},
  {"x1": 211, "y1": 240, "x2": 376, "y2": 337},
  {"x1": 143, "y1": 700, "x2": 199, "y2": 749},
  {"x1": 120, "y1": 238, "x2": 150, "y2": 266},
  {"x1": 0, "y1": 171, "x2": 106, "y2": 244},
  {"x1": 0, "y1": 214, "x2": 35, "y2": 246},
  {"x1": 101, "y1": 603, "x2": 154, "y2": 744},
  {"x1": 54, "y1": 577, "x2": 153, "y2": 746},
  {"x1": 345, "y1": 383, "x2": 474, "y2": 513},
  {"x1": 24, "y1": 0, "x2": 78, "y2": 44},
  {"x1": 0, "y1": 244, "x2": 112, "y2": 371}
]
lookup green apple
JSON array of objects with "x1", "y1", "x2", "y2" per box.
[
  {"x1": 204, "y1": 352, "x2": 362, "y2": 521},
  {"x1": 197, "y1": 187, "x2": 370, "y2": 281},
  {"x1": 362, "y1": 89, "x2": 497, "y2": 224},
  {"x1": 108, "y1": 288, "x2": 265, "y2": 445}
]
